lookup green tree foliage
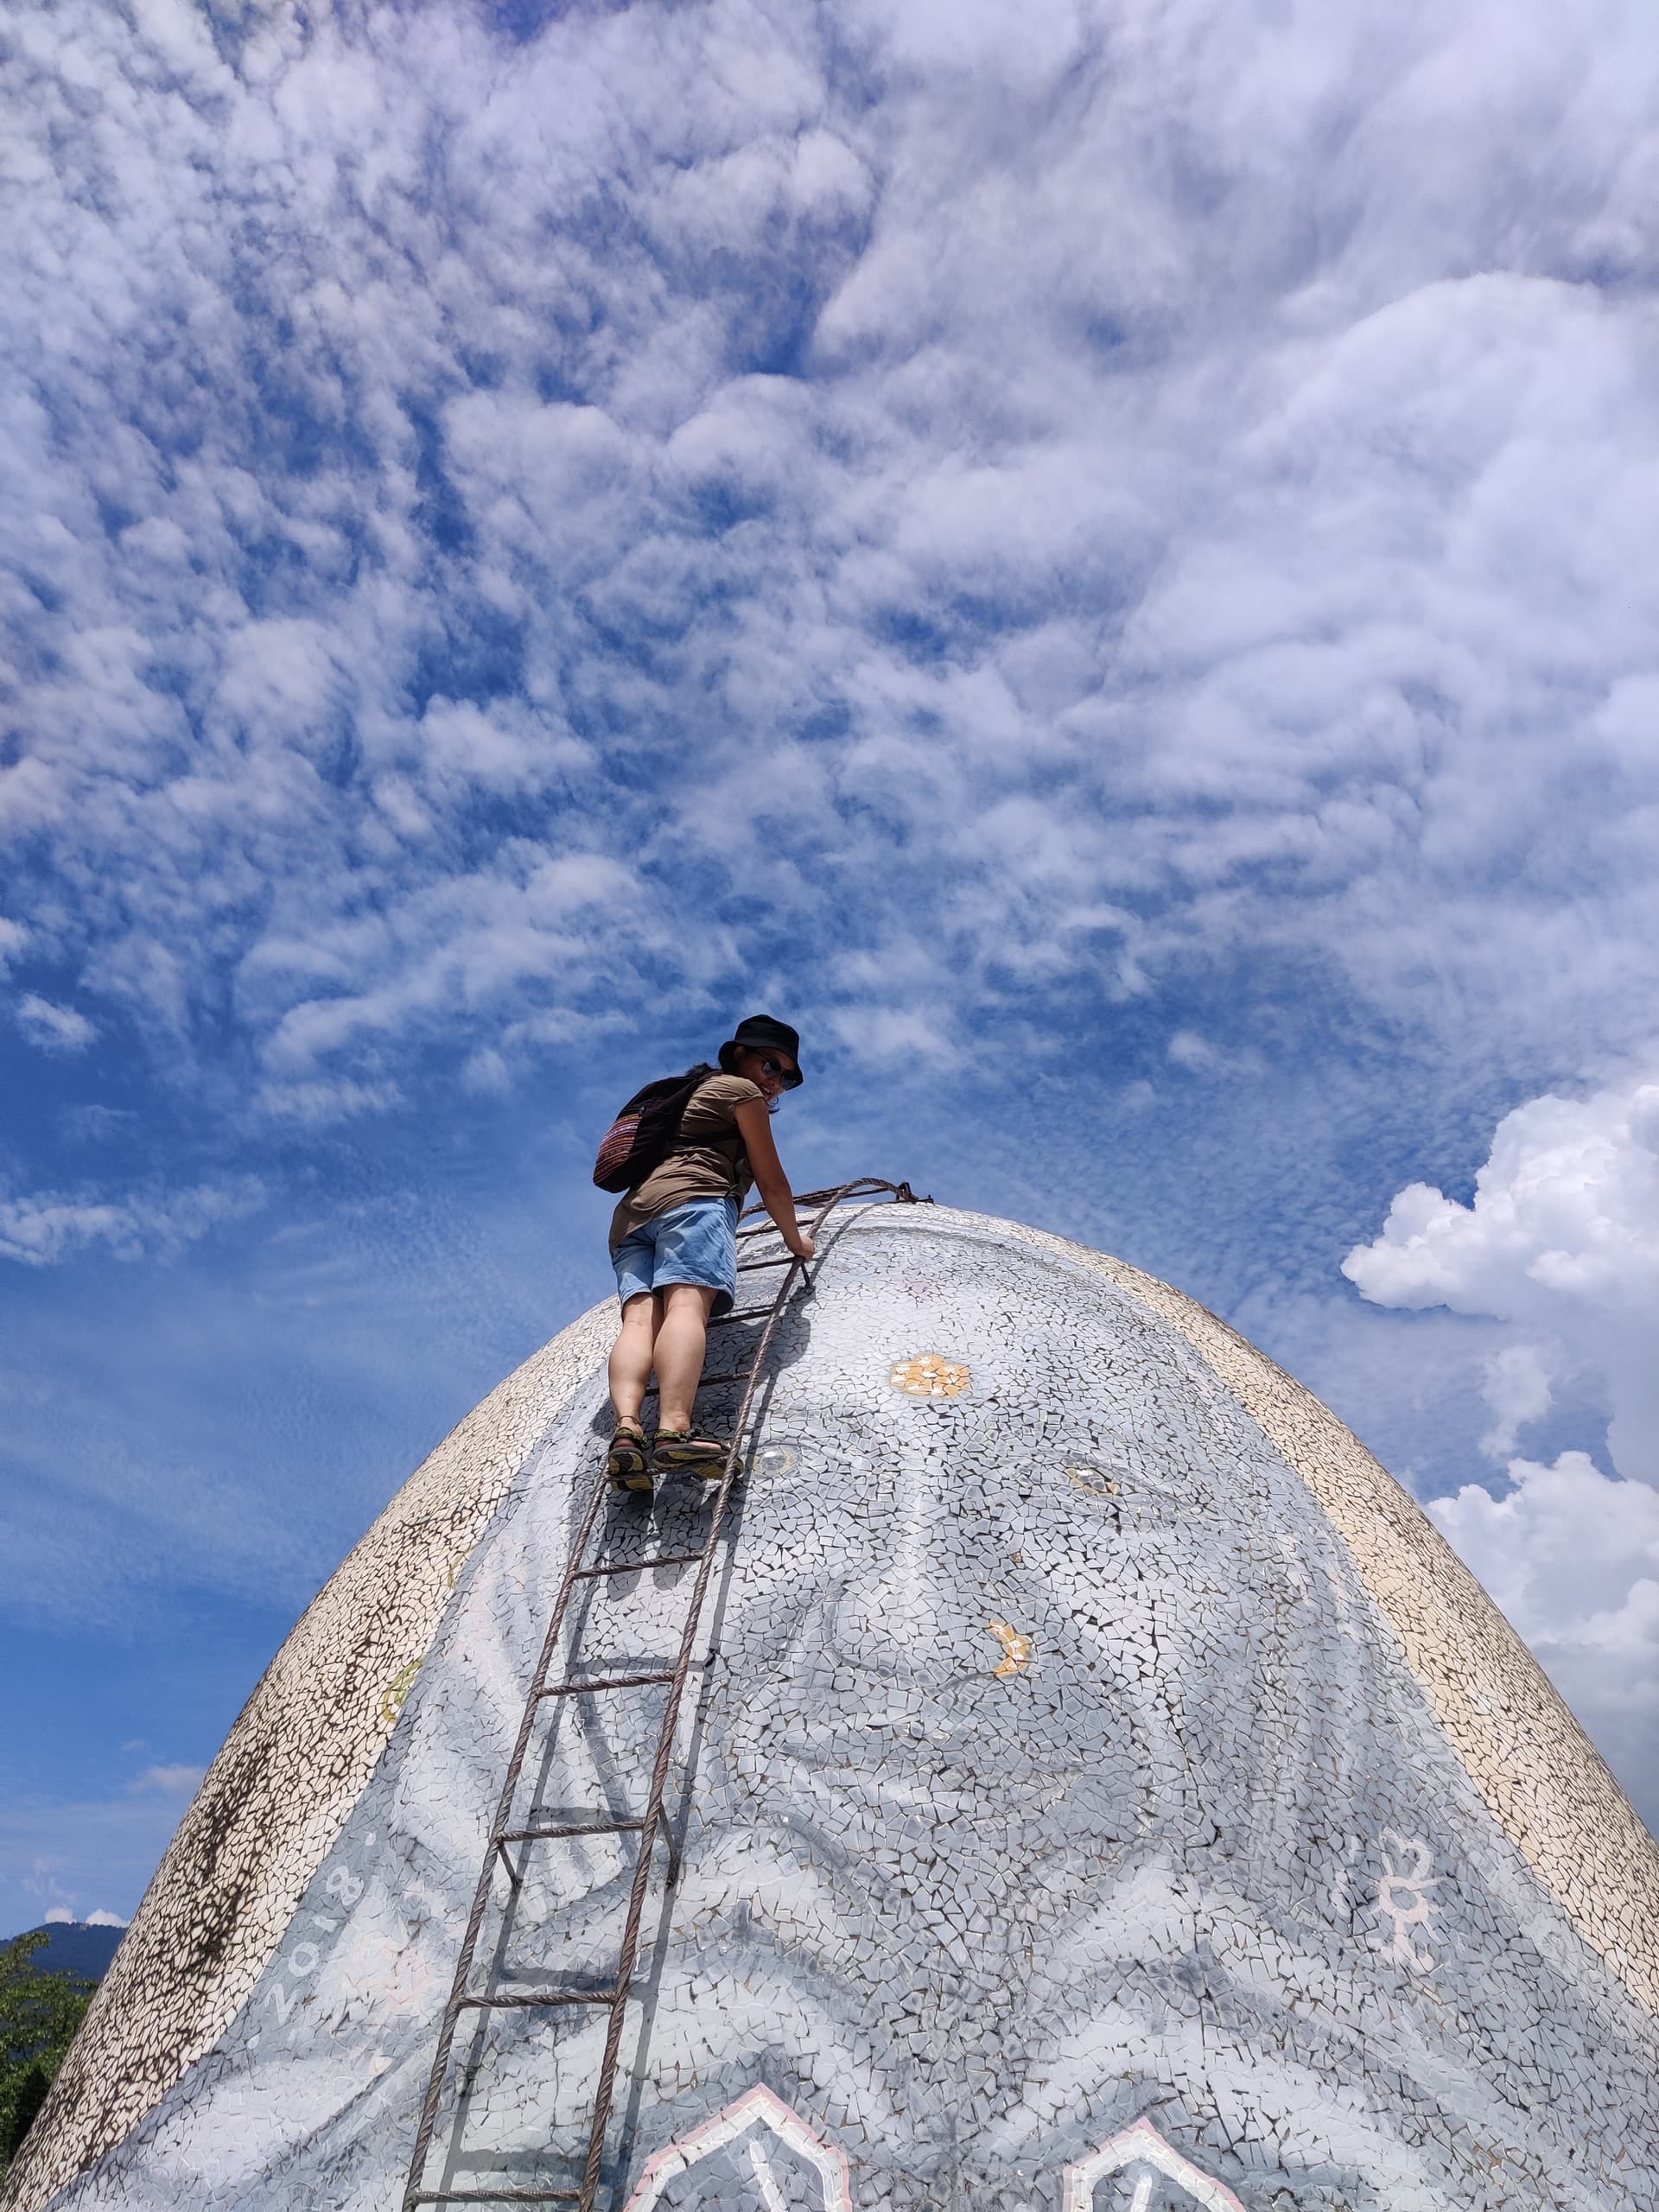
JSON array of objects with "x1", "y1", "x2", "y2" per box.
[{"x1": 0, "y1": 1934, "x2": 95, "y2": 2179}]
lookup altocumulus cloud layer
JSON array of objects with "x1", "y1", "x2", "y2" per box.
[
  {"x1": 6, "y1": 0, "x2": 1659, "y2": 1105},
  {"x1": 4, "y1": 0, "x2": 1659, "y2": 1906}
]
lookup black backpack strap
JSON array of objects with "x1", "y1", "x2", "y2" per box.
[{"x1": 658, "y1": 1065, "x2": 719, "y2": 1159}]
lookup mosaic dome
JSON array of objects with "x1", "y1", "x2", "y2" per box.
[{"x1": 8, "y1": 1205, "x2": 1659, "y2": 2212}]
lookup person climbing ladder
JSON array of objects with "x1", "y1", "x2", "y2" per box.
[{"x1": 598, "y1": 1014, "x2": 814, "y2": 1492}]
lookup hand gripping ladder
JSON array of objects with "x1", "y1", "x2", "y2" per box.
[{"x1": 404, "y1": 1176, "x2": 928, "y2": 2211}]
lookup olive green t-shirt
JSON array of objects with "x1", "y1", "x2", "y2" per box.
[{"x1": 607, "y1": 1074, "x2": 765, "y2": 1252}]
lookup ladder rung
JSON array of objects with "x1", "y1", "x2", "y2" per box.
[
  {"x1": 709, "y1": 1308, "x2": 772, "y2": 1325},
  {"x1": 495, "y1": 1816, "x2": 646, "y2": 1845},
  {"x1": 408, "y1": 2194, "x2": 583, "y2": 2205},
  {"x1": 640, "y1": 1364, "x2": 754, "y2": 1396},
  {"x1": 736, "y1": 1253, "x2": 795, "y2": 1272},
  {"x1": 534, "y1": 1670, "x2": 674, "y2": 1700},
  {"x1": 570, "y1": 1550, "x2": 704, "y2": 1580},
  {"x1": 456, "y1": 1987, "x2": 622, "y2": 2009}
]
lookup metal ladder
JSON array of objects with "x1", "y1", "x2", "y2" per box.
[{"x1": 404, "y1": 1176, "x2": 926, "y2": 2212}]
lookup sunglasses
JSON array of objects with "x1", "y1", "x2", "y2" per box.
[{"x1": 759, "y1": 1055, "x2": 804, "y2": 1089}]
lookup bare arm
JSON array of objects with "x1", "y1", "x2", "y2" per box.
[{"x1": 734, "y1": 1096, "x2": 815, "y2": 1260}]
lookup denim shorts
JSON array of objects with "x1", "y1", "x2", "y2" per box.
[{"x1": 613, "y1": 1197, "x2": 740, "y2": 1315}]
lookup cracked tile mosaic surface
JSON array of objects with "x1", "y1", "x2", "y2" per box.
[{"x1": 11, "y1": 1208, "x2": 1659, "y2": 2212}]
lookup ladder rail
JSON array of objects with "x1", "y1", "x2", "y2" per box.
[
  {"x1": 574, "y1": 1176, "x2": 866, "y2": 2211},
  {"x1": 404, "y1": 1176, "x2": 924, "y2": 2212},
  {"x1": 403, "y1": 1442, "x2": 623, "y2": 2202}
]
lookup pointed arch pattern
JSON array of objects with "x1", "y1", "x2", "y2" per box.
[
  {"x1": 1064, "y1": 2117, "x2": 1249, "y2": 2212},
  {"x1": 622, "y1": 2085, "x2": 854, "y2": 2212}
]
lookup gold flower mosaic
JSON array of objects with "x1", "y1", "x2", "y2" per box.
[{"x1": 888, "y1": 1352, "x2": 972, "y2": 1398}]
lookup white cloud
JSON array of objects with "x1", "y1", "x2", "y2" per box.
[
  {"x1": 1165, "y1": 1030, "x2": 1211, "y2": 1072},
  {"x1": 828, "y1": 1001, "x2": 962, "y2": 1068},
  {"x1": 1166, "y1": 1029, "x2": 1262, "y2": 1078},
  {"x1": 127, "y1": 1763, "x2": 206, "y2": 1797},
  {"x1": 59, "y1": 1103, "x2": 135, "y2": 1144},
  {"x1": 1345, "y1": 1071, "x2": 1659, "y2": 1813},
  {"x1": 251, "y1": 1076, "x2": 404, "y2": 1128},
  {"x1": 461, "y1": 1046, "x2": 511, "y2": 1098},
  {"x1": 1, "y1": 0, "x2": 1657, "y2": 1109},
  {"x1": 1, "y1": 1767, "x2": 200, "y2": 1931},
  {"x1": 0, "y1": 1178, "x2": 264, "y2": 1268},
  {"x1": 1344, "y1": 1071, "x2": 1659, "y2": 1481},
  {"x1": 29, "y1": 1904, "x2": 128, "y2": 1929},
  {"x1": 1478, "y1": 1340, "x2": 1553, "y2": 1460},
  {"x1": 16, "y1": 991, "x2": 97, "y2": 1055},
  {"x1": 0, "y1": 920, "x2": 28, "y2": 974},
  {"x1": 1431, "y1": 1452, "x2": 1659, "y2": 1812}
]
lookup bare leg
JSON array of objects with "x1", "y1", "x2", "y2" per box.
[
  {"x1": 654, "y1": 1283, "x2": 717, "y2": 1433},
  {"x1": 608, "y1": 1294, "x2": 659, "y2": 1426}
]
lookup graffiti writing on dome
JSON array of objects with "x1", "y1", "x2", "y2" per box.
[
  {"x1": 1372, "y1": 1830, "x2": 1443, "y2": 1972},
  {"x1": 248, "y1": 1834, "x2": 378, "y2": 2051},
  {"x1": 1064, "y1": 2117, "x2": 1249, "y2": 2212}
]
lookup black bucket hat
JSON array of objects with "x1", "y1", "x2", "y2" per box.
[{"x1": 721, "y1": 1014, "x2": 804, "y2": 1087}]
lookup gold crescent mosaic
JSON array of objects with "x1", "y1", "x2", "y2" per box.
[{"x1": 378, "y1": 1659, "x2": 421, "y2": 1727}]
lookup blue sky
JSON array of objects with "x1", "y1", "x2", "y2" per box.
[{"x1": 4, "y1": 0, "x2": 1659, "y2": 1929}]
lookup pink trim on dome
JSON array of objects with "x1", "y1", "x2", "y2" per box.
[{"x1": 621, "y1": 2083, "x2": 853, "y2": 2212}]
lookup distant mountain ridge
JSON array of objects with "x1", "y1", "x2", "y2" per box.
[{"x1": 4, "y1": 1923, "x2": 124, "y2": 1981}]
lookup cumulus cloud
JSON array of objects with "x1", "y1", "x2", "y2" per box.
[
  {"x1": 16, "y1": 992, "x2": 97, "y2": 1055},
  {"x1": 1432, "y1": 1452, "x2": 1659, "y2": 1813},
  {"x1": 1478, "y1": 1340, "x2": 1554, "y2": 1460},
  {"x1": 1, "y1": 1768, "x2": 199, "y2": 1931},
  {"x1": 1344, "y1": 1071, "x2": 1659, "y2": 1480},
  {"x1": 0, "y1": 1178, "x2": 265, "y2": 1267},
  {"x1": 32, "y1": 1903, "x2": 128, "y2": 1929},
  {"x1": 1348, "y1": 1071, "x2": 1659, "y2": 1810},
  {"x1": 2, "y1": 0, "x2": 1658, "y2": 1115},
  {"x1": 127, "y1": 1763, "x2": 207, "y2": 1797}
]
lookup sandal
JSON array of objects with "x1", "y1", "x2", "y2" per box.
[
  {"x1": 652, "y1": 1427, "x2": 729, "y2": 1479},
  {"x1": 606, "y1": 1421, "x2": 652, "y2": 1494}
]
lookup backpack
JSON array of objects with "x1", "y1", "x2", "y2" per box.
[{"x1": 592, "y1": 1063, "x2": 720, "y2": 1193}]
